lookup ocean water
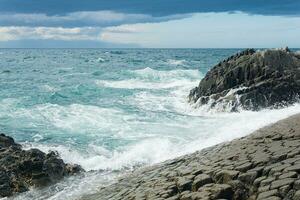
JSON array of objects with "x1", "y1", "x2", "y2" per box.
[{"x1": 1, "y1": 48, "x2": 300, "y2": 200}]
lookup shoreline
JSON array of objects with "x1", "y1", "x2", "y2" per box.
[{"x1": 81, "y1": 113, "x2": 300, "y2": 200}]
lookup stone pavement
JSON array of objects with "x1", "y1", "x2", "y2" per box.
[{"x1": 82, "y1": 114, "x2": 300, "y2": 200}]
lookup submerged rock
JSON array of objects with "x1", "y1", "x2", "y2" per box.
[
  {"x1": 189, "y1": 47, "x2": 300, "y2": 111},
  {"x1": 0, "y1": 133, "x2": 83, "y2": 197}
]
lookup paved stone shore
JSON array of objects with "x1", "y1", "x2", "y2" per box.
[{"x1": 82, "y1": 114, "x2": 300, "y2": 200}]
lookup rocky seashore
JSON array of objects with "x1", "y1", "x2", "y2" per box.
[
  {"x1": 82, "y1": 113, "x2": 300, "y2": 200},
  {"x1": 0, "y1": 134, "x2": 82, "y2": 197},
  {"x1": 189, "y1": 48, "x2": 300, "y2": 111},
  {"x1": 79, "y1": 48, "x2": 300, "y2": 200}
]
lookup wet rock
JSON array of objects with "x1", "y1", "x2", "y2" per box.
[
  {"x1": 0, "y1": 134, "x2": 83, "y2": 197},
  {"x1": 189, "y1": 48, "x2": 300, "y2": 111}
]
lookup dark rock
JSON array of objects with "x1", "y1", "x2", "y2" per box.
[
  {"x1": 0, "y1": 134, "x2": 83, "y2": 197},
  {"x1": 189, "y1": 48, "x2": 300, "y2": 111}
]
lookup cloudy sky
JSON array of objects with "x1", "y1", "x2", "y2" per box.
[{"x1": 0, "y1": 0, "x2": 299, "y2": 48}]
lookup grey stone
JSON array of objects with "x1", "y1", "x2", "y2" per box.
[
  {"x1": 192, "y1": 174, "x2": 212, "y2": 191},
  {"x1": 235, "y1": 162, "x2": 252, "y2": 172},
  {"x1": 270, "y1": 178, "x2": 295, "y2": 189},
  {"x1": 284, "y1": 164, "x2": 300, "y2": 173},
  {"x1": 257, "y1": 189, "x2": 278, "y2": 200},
  {"x1": 278, "y1": 171, "x2": 297, "y2": 179},
  {"x1": 177, "y1": 178, "x2": 193, "y2": 192},
  {"x1": 238, "y1": 171, "x2": 257, "y2": 184},
  {"x1": 214, "y1": 170, "x2": 239, "y2": 183},
  {"x1": 294, "y1": 190, "x2": 300, "y2": 200}
]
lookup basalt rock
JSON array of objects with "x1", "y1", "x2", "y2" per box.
[
  {"x1": 189, "y1": 47, "x2": 300, "y2": 111},
  {"x1": 0, "y1": 133, "x2": 83, "y2": 197},
  {"x1": 80, "y1": 114, "x2": 300, "y2": 200}
]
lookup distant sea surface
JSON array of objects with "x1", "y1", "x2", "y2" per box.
[{"x1": 1, "y1": 49, "x2": 300, "y2": 200}]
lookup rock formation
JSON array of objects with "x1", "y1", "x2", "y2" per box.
[
  {"x1": 189, "y1": 48, "x2": 300, "y2": 111},
  {"x1": 0, "y1": 133, "x2": 82, "y2": 197},
  {"x1": 81, "y1": 114, "x2": 300, "y2": 200}
]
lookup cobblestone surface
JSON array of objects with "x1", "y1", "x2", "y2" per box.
[{"x1": 81, "y1": 114, "x2": 300, "y2": 200}]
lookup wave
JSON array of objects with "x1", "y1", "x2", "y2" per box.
[
  {"x1": 96, "y1": 79, "x2": 198, "y2": 89},
  {"x1": 0, "y1": 102, "x2": 127, "y2": 134},
  {"x1": 166, "y1": 59, "x2": 187, "y2": 66},
  {"x1": 96, "y1": 67, "x2": 202, "y2": 90},
  {"x1": 95, "y1": 57, "x2": 106, "y2": 62},
  {"x1": 132, "y1": 67, "x2": 201, "y2": 80},
  {"x1": 19, "y1": 102, "x2": 300, "y2": 173}
]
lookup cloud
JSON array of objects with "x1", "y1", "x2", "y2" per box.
[
  {"x1": 0, "y1": 39, "x2": 139, "y2": 48},
  {"x1": 0, "y1": 11, "x2": 192, "y2": 27},
  {"x1": 99, "y1": 12, "x2": 300, "y2": 48},
  {"x1": 0, "y1": 26, "x2": 102, "y2": 41},
  {"x1": 0, "y1": 0, "x2": 299, "y2": 17}
]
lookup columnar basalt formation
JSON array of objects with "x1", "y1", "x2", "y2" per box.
[{"x1": 81, "y1": 114, "x2": 300, "y2": 200}]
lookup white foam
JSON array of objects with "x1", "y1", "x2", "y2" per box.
[
  {"x1": 166, "y1": 59, "x2": 187, "y2": 66},
  {"x1": 132, "y1": 67, "x2": 200, "y2": 80},
  {"x1": 40, "y1": 85, "x2": 59, "y2": 92},
  {"x1": 96, "y1": 79, "x2": 198, "y2": 89},
  {"x1": 96, "y1": 57, "x2": 105, "y2": 62},
  {"x1": 21, "y1": 102, "x2": 300, "y2": 173},
  {"x1": 96, "y1": 67, "x2": 201, "y2": 89}
]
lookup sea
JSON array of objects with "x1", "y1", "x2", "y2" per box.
[{"x1": 1, "y1": 48, "x2": 300, "y2": 200}]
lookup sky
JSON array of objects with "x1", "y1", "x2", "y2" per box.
[{"x1": 0, "y1": 0, "x2": 300, "y2": 48}]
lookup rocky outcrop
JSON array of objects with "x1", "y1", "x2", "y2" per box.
[
  {"x1": 81, "y1": 114, "x2": 300, "y2": 200},
  {"x1": 0, "y1": 133, "x2": 82, "y2": 197},
  {"x1": 189, "y1": 47, "x2": 300, "y2": 111}
]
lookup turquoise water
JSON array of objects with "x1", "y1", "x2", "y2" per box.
[{"x1": 1, "y1": 49, "x2": 300, "y2": 200}]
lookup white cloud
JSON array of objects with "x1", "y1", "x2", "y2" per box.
[
  {"x1": 0, "y1": 26, "x2": 102, "y2": 41},
  {"x1": 99, "y1": 12, "x2": 300, "y2": 48}
]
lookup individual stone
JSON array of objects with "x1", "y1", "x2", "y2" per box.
[
  {"x1": 264, "y1": 196, "x2": 281, "y2": 200},
  {"x1": 284, "y1": 164, "x2": 300, "y2": 173},
  {"x1": 260, "y1": 177, "x2": 276, "y2": 187},
  {"x1": 258, "y1": 186, "x2": 270, "y2": 193},
  {"x1": 294, "y1": 190, "x2": 300, "y2": 200},
  {"x1": 229, "y1": 180, "x2": 248, "y2": 200},
  {"x1": 279, "y1": 184, "x2": 291, "y2": 196},
  {"x1": 270, "y1": 178, "x2": 295, "y2": 190},
  {"x1": 192, "y1": 174, "x2": 212, "y2": 191},
  {"x1": 254, "y1": 176, "x2": 267, "y2": 187},
  {"x1": 214, "y1": 170, "x2": 239, "y2": 183},
  {"x1": 177, "y1": 178, "x2": 193, "y2": 192},
  {"x1": 235, "y1": 162, "x2": 252, "y2": 172},
  {"x1": 257, "y1": 189, "x2": 278, "y2": 200},
  {"x1": 238, "y1": 171, "x2": 257, "y2": 185},
  {"x1": 278, "y1": 171, "x2": 297, "y2": 179},
  {"x1": 294, "y1": 180, "x2": 300, "y2": 190},
  {"x1": 209, "y1": 184, "x2": 233, "y2": 199}
]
